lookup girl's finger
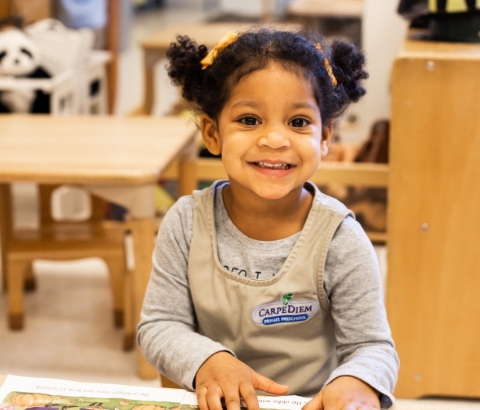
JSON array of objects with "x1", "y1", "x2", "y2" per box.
[
  {"x1": 222, "y1": 384, "x2": 242, "y2": 410},
  {"x1": 239, "y1": 381, "x2": 260, "y2": 410},
  {"x1": 196, "y1": 386, "x2": 210, "y2": 410},
  {"x1": 205, "y1": 385, "x2": 225, "y2": 410},
  {"x1": 251, "y1": 371, "x2": 289, "y2": 396},
  {"x1": 302, "y1": 390, "x2": 324, "y2": 410}
]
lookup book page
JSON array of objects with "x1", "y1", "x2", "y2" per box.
[
  {"x1": 0, "y1": 375, "x2": 310, "y2": 410},
  {"x1": 180, "y1": 391, "x2": 309, "y2": 410},
  {"x1": 0, "y1": 375, "x2": 185, "y2": 410}
]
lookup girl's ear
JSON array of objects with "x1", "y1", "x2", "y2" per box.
[
  {"x1": 200, "y1": 114, "x2": 221, "y2": 155},
  {"x1": 321, "y1": 121, "x2": 333, "y2": 157}
]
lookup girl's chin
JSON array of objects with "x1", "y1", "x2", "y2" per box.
[
  {"x1": 227, "y1": 178, "x2": 303, "y2": 201},
  {"x1": 251, "y1": 186, "x2": 300, "y2": 201}
]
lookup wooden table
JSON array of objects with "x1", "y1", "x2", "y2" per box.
[{"x1": 0, "y1": 115, "x2": 197, "y2": 380}]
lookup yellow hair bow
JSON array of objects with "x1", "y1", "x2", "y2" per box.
[
  {"x1": 200, "y1": 31, "x2": 238, "y2": 70},
  {"x1": 315, "y1": 43, "x2": 338, "y2": 87}
]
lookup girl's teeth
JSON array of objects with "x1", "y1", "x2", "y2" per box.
[{"x1": 256, "y1": 162, "x2": 290, "y2": 170}]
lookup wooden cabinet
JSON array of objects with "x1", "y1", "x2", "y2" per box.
[{"x1": 387, "y1": 35, "x2": 480, "y2": 398}]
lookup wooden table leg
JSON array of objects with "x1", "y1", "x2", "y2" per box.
[
  {"x1": 0, "y1": 183, "x2": 11, "y2": 292},
  {"x1": 8, "y1": 259, "x2": 31, "y2": 329},
  {"x1": 1, "y1": 183, "x2": 29, "y2": 329},
  {"x1": 130, "y1": 216, "x2": 158, "y2": 380},
  {"x1": 178, "y1": 141, "x2": 197, "y2": 197},
  {"x1": 122, "y1": 231, "x2": 135, "y2": 351},
  {"x1": 144, "y1": 49, "x2": 165, "y2": 115}
]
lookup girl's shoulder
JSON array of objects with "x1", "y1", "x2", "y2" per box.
[
  {"x1": 158, "y1": 182, "x2": 222, "y2": 246},
  {"x1": 334, "y1": 215, "x2": 365, "y2": 243},
  {"x1": 163, "y1": 194, "x2": 195, "y2": 222},
  {"x1": 314, "y1": 189, "x2": 351, "y2": 217},
  {"x1": 329, "y1": 214, "x2": 376, "y2": 265}
]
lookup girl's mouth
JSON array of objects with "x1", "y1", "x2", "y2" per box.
[{"x1": 253, "y1": 161, "x2": 293, "y2": 170}]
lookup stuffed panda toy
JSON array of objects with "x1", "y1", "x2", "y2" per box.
[{"x1": 0, "y1": 27, "x2": 51, "y2": 113}]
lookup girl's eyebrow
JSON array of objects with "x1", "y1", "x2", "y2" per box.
[
  {"x1": 230, "y1": 101, "x2": 317, "y2": 111},
  {"x1": 230, "y1": 100, "x2": 262, "y2": 109},
  {"x1": 290, "y1": 102, "x2": 318, "y2": 111}
]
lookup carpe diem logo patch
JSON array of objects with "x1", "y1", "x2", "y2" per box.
[{"x1": 251, "y1": 293, "x2": 319, "y2": 326}]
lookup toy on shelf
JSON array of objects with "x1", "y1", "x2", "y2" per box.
[
  {"x1": 25, "y1": 18, "x2": 111, "y2": 115},
  {"x1": 0, "y1": 27, "x2": 51, "y2": 113},
  {"x1": 24, "y1": 18, "x2": 94, "y2": 77},
  {"x1": 0, "y1": 18, "x2": 106, "y2": 115},
  {"x1": 24, "y1": 18, "x2": 98, "y2": 115}
]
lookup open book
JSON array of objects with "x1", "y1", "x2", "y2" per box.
[{"x1": 0, "y1": 375, "x2": 310, "y2": 410}]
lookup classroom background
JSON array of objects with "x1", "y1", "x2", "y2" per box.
[{"x1": 0, "y1": 0, "x2": 479, "y2": 407}]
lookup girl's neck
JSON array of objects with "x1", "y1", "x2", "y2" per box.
[{"x1": 222, "y1": 182, "x2": 314, "y2": 241}]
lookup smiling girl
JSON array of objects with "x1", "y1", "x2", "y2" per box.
[{"x1": 138, "y1": 28, "x2": 399, "y2": 410}]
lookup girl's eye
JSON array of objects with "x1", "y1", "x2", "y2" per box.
[
  {"x1": 289, "y1": 118, "x2": 310, "y2": 127},
  {"x1": 240, "y1": 116, "x2": 260, "y2": 126}
]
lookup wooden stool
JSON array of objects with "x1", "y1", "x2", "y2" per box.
[{"x1": 2, "y1": 184, "x2": 127, "y2": 333}]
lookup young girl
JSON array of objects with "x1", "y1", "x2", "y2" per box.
[{"x1": 138, "y1": 27, "x2": 399, "y2": 410}]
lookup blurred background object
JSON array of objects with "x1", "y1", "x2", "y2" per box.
[{"x1": 398, "y1": 0, "x2": 480, "y2": 42}]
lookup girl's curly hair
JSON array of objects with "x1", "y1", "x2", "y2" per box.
[{"x1": 166, "y1": 27, "x2": 368, "y2": 126}]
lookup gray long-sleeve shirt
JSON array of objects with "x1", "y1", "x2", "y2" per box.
[{"x1": 138, "y1": 183, "x2": 399, "y2": 407}]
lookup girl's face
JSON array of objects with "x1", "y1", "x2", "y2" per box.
[{"x1": 201, "y1": 63, "x2": 331, "y2": 201}]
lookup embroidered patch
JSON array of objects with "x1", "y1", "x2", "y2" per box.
[{"x1": 252, "y1": 293, "x2": 319, "y2": 326}]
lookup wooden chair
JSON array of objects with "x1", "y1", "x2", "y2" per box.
[{"x1": 2, "y1": 183, "x2": 127, "y2": 333}]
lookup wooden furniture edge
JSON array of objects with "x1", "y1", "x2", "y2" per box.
[
  {"x1": 397, "y1": 51, "x2": 480, "y2": 61},
  {"x1": 0, "y1": 173, "x2": 160, "y2": 186}
]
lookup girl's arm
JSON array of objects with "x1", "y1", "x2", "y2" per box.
[
  {"x1": 137, "y1": 196, "x2": 233, "y2": 389},
  {"x1": 321, "y1": 217, "x2": 399, "y2": 408}
]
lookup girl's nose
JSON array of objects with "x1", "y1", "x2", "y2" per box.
[{"x1": 258, "y1": 128, "x2": 290, "y2": 150}]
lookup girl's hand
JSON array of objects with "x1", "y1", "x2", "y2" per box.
[
  {"x1": 196, "y1": 352, "x2": 289, "y2": 410},
  {"x1": 302, "y1": 376, "x2": 380, "y2": 410}
]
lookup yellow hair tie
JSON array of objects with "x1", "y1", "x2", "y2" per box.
[
  {"x1": 200, "y1": 31, "x2": 238, "y2": 70},
  {"x1": 315, "y1": 43, "x2": 338, "y2": 87}
]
